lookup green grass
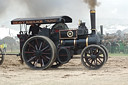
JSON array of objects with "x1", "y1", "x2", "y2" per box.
[
  {"x1": 5, "y1": 51, "x2": 20, "y2": 54},
  {"x1": 4, "y1": 50, "x2": 20, "y2": 54},
  {"x1": 109, "y1": 53, "x2": 128, "y2": 57}
]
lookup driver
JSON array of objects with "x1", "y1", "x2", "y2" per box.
[{"x1": 29, "y1": 24, "x2": 40, "y2": 35}]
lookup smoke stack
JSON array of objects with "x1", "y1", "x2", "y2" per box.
[{"x1": 90, "y1": 10, "x2": 96, "y2": 34}]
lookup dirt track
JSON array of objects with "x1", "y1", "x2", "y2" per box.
[{"x1": 0, "y1": 55, "x2": 128, "y2": 85}]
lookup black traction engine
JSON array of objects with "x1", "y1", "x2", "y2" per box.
[{"x1": 9, "y1": 10, "x2": 108, "y2": 70}]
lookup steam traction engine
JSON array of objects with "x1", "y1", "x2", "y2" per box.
[{"x1": 9, "y1": 10, "x2": 108, "y2": 70}]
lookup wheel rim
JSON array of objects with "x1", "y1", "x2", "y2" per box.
[
  {"x1": 81, "y1": 45, "x2": 106, "y2": 70},
  {"x1": 100, "y1": 45, "x2": 108, "y2": 63},
  {"x1": 0, "y1": 49, "x2": 4, "y2": 65},
  {"x1": 22, "y1": 36, "x2": 55, "y2": 69}
]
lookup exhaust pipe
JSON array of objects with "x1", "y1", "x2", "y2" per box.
[
  {"x1": 100, "y1": 25, "x2": 103, "y2": 35},
  {"x1": 100, "y1": 25, "x2": 104, "y2": 43},
  {"x1": 90, "y1": 10, "x2": 96, "y2": 34}
]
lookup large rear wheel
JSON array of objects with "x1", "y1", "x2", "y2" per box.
[
  {"x1": 81, "y1": 45, "x2": 106, "y2": 70},
  {"x1": 22, "y1": 36, "x2": 57, "y2": 70}
]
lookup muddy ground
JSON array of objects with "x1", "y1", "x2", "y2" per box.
[{"x1": 0, "y1": 55, "x2": 128, "y2": 85}]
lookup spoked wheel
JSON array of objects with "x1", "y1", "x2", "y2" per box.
[
  {"x1": 22, "y1": 36, "x2": 57, "y2": 70},
  {"x1": 81, "y1": 45, "x2": 106, "y2": 70},
  {"x1": 0, "y1": 49, "x2": 4, "y2": 65},
  {"x1": 100, "y1": 45, "x2": 108, "y2": 63}
]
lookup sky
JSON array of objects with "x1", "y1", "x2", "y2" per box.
[
  {"x1": 97, "y1": 0, "x2": 128, "y2": 24},
  {"x1": 0, "y1": 0, "x2": 128, "y2": 34}
]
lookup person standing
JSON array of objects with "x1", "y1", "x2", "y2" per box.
[{"x1": 3, "y1": 43, "x2": 7, "y2": 52}]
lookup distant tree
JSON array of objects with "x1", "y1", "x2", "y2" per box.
[
  {"x1": 1, "y1": 36, "x2": 19, "y2": 52},
  {"x1": 2, "y1": 36, "x2": 16, "y2": 45},
  {"x1": 116, "y1": 30, "x2": 121, "y2": 35}
]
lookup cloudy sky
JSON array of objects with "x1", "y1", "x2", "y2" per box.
[{"x1": 0, "y1": 0, "x2": 127, "y2": 32}]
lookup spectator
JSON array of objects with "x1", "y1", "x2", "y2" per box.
[{"x1": 3, "y1": 43, "x2": 7, "y2": 52}]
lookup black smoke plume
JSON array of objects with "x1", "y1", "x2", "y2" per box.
[{"x1": 83, "y1": 0, "x2": 100, "y2": 10}]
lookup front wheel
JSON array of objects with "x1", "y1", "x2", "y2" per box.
[
  {"x1": 81, "y1": 45, "x2": 106, "y2": 70},
  {"x1": 100, "y1": 45, "x2": 108, "y2": 63}
]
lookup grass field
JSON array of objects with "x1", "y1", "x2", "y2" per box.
[{"x1": 109, "y1": 53, "x2": 128, "y2": 57}]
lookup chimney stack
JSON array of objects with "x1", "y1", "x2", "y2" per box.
[{"x1": 90, "y1": 10, "x2": 96, "y2": 34}]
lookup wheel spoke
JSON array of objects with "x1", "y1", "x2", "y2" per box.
[
  {"x1": 25, "y1": 51, "x2": 34, "y2": 54},
  {"x1": 84, "y1": 50, "x2": 90, "y2": 55},
  {"x1": 82, "y1": 52, "x2": 90, "y2": 58},
  {"x1": 97, "y1": 60, "x2": 101, "y2": 64},
  {"x1": 42, "y1": 53, "x2": 51, "y2": 55},
  {"x1": 27, "y1": 56, "x2": 36, "y2": 62},
  {"x1": 97, "y1": 57, "x2": 103, "y2": 64},
  {"x1": 90, "y1": 48, "x2": 93, "y2": 54},
  {"x1": 85, "y1": 56, "x2": 91, "y2": 60},
  {"x1": 41, "y1": 59, "x2": 44, "y2": 67},
  {"x1": 90, "y1": 59, "x2": 94, "y2": 64},
  {"x1": 98, "y1": 51, "x2": 103, "y2": 55},
  {"x1": 94, "y1": 59, "x2": 97, "y2": 65},
  {"x1": 89, "y1": 48, "x2": 92, "y2": 55},
  {"x1": 98, "y1": 56, "x2": 104, "y2": 58},
  {"x1": 28, "y1": 43, "x2": 35, "y2": 49},
  {"x1": 44, "y1": 48, "x2": 51, "y2": 52},
  {"x1": 45, "y1": 56, "x2": 50, "y2": 60},
  {"x1": 35, "y1": 45, "x2": 38, "y2": 50},
  {"x1": 42, "y1": 55, "x2": 50, "y2": 61},
  {"x1": 96, "y1": 58, "x2": 98, "y2": 66},
  {"x1": 96, "y1": 58, "x2": 101, "y2": 64},
  {"x1": 88, "y1": 58, "x2": 92, "y2": 61},
  {"x1": 41, "y1": 45, "x2": 49, "y2": 52},
  {"x1": 34, "y1": 59, "x2": 39, "y2": 67},
  {"x1": 39, "y1": 42, "x2": 43, "y2": 50},
  {"x1": 96, "y1": 52, "x2": 100, "y2": 56}
]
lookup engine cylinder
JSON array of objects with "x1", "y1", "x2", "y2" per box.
[{"x1": 60, "y1": 35, "x2": 100, "y2": 48}]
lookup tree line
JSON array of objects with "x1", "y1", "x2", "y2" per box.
[{"x1": 0, "y1": 36, "x2": 19, "y2": 52}]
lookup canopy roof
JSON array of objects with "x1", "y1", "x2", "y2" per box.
[{"x1": 11, "y1": 16, "x2": 72, "y2": 25}]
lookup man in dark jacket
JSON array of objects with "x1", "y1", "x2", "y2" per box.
[{"x1": 29, "y1": 24, "x2": 40, "y2": 35}]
